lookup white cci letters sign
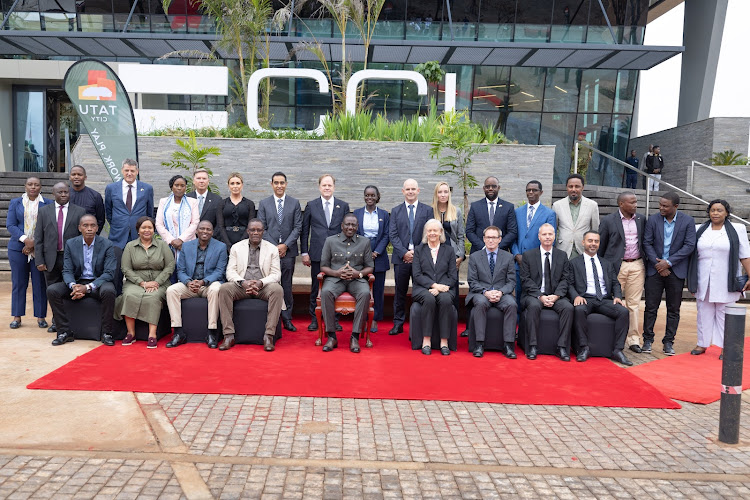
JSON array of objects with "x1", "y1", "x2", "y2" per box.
[{"x1": 247, "y1": 68, "x2": 457, "y2": 134}]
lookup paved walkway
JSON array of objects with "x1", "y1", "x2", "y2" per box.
[{"x1": 1, "y1": 289, "x2": 749, "y2": 499}]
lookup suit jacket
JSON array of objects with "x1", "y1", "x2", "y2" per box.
[
  {"x1": 301, "y1": 197, "x2": 350, "y2": 261},
  {"x1": 519, "y1": 247, "x2": 570, "y2": 300},
  {"x1": 176, "y1": 237, "x2": 228, "y2": 285},
  {"x1": 411, "y1": 242, "x2": 458, "y2": 294},
  {"x1": 598, "y1": 210, "x2": 646, "y2": 273},
  {"x1": 258, "y1": 195, "x2": 303, "y2": 257},
  {"x1": 62, "y1": 235, "x2": 117, "y2": 289},
  {"x1": 511, "y1": 203, "x2": 557, "y2": 257},
  {"x1": 643, "y1": 211, "x2": 696, "y2": 279},
  {"x1": 567, "y1": 254, "x2": 622, "y2": 301},
  {"x1": 34, "y1": 202, "x2": 87, "y2": 269},
  {"x1": 354, "y1": 206, "x2": 390, "y2": 272},
  {"x1": 465, "y1": 197, "x2": 517, "y2": 254},
  {"x1": 6, "y1": 196, "x2": 51, "y2": 253},
  {"x1": 466, "y1": 248, "x2": 516, "y2": 305},
  {"x1": 226, "y1": 238, "x2": 281, "y2": 288},
  {"x1": 155, "y1": 196, "x2": 200, "y2": 245},
  {"x1": 104, "y1": 180, "x2": 155, "y2": 249},
  {"x1": 389, "y1": 201, "x2": 432, "y2": 264},
  {"x1": 552, "y1": 196, "x2": 600, "y2": 257},
  {"x1": 186, "y1": 190, "x2": 222, "y2": 228}
]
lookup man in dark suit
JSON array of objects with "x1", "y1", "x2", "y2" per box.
[
  {"x1": 598, "y1": 192, "x2": 647, "y2": 352},
  {"x1": 46, "y1": 214, "x2": 117, "y2": 346},
  {"x1": 642, "y1": 191, "x2": 696, "y2": 356},
  {"x1": 301, "y1": 174, "x2": 350, "y2": 331},
  {"x1": 568, "y1": 231, "x2": 632, "y2": 366},
  {"x1": 388, "y1": 178, "x2": 433, "y2": 335},
  {"x1": 104, "y1": 159, "x2": 154, "y2": 249},
  {"x1": 520, "y1": 223, "x2": 574, "y2": 361},
  {"x1": 465, "y1": 176, "x2": 517, "y2": 254},
  {"x1": 186, "y1": 168, "x2": 221, "y2": 229},
  {"x1": 466, "y1": 225, "x2": 517, "y2": 358},
  {"x1": 258, "y1": 171, "x2": 303, "y2": 332}
]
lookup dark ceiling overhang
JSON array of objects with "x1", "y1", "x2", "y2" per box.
[{"x1": 0, "y1": 31, "x2": 683, "y2": 71}]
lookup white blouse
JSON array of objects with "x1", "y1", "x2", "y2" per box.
[{"x1": 695, "y1": 223, "x2": 750, "y2": 303}]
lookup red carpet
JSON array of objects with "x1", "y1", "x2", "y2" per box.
[
  {"x1": 28, "y1": 318, "x2": 679, "y2": 409},
  {"x1": 629, "y1": 337, "x2": 750, "y2": 404}
]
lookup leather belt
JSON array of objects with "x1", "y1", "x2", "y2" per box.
[{"x1": 622, "y1": 258, "x2": 641, "y2": 263}]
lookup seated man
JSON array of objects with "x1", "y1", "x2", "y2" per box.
[
  {"x1": 320, "y1": 213, "x2": 374, "y2": 353},
  {"x1": 166, "y1": 220, "x2": 227, "y2": 349},
  {"x1": 47, "y1": 214, "x2": 117, "y2": 346},
  {"x1": 218, "y1": 219, "x2": 284, "y2": 351},
  {"x1": 568, "y1": 230, "x2": 632, "y2": 366},
  {"x1": 466, "y1": 225, "x2": 517, "y2": 359},
  {"x1": 519, "y1": 223, "x2": 574, "y2": 361}
]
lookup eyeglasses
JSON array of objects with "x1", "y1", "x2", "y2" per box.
[{"x1": 526, "y1": 188, "x2": 540, "y2": 193}]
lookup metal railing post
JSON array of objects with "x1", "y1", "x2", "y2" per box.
[
  {"x1": 689, "y1": 161, "x2": 695, "y2": 193},
  {"x1": 573, "y1": 141, "x2": 579, "y2": 174},
  {"x1": 719, "y1": 305, "x2": 746, "y2": 444}
]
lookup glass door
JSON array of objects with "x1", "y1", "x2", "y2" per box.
[{"x1": 13, "y1": 87, "x2": 45, "y2": 172}]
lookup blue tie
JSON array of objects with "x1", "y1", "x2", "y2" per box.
[
  {"x1": 408, "y1": 204, "x2": 415, "y2": 246},
  {"x1": 489, "y1": 252, "x2": 495, "y2": 276}
]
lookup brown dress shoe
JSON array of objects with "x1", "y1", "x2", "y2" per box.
[
  {"x1": 264, "y1": 335, "x2": 275, "y2": 352},
  {"x1": 219, "y1": 334, "x2": 235, "y2": 351}
]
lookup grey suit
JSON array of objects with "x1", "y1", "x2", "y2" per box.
[
  {"x1": 467, "y1": 248, "x2": 517, "y2": 342},
  {"x1": 258, "y1": 194, "x2": 302, "y2": 320}
]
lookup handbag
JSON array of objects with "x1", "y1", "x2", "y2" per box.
[{"x1": 735, "y1": 274, "x2": 749, "y2": 291}]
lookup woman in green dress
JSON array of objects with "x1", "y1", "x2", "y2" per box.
[{"x1": 115, "y1": 216, "x2": 175, "y2": 348}]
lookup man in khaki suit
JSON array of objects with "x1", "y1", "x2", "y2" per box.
[
  {"x1": 552, "y1": 174, "x2": 600, "y2": 259},
  {"x1": 218, "y1": 218, "x2": 284, "y2": 352}
]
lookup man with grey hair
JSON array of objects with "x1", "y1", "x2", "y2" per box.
[{"x1": 104, "y1": 159, "x2": 154, "y2": 249}]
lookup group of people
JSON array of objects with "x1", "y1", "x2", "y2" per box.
[
  {"x1": 7, "y1": 160, "x2": 749, "y2": 362},
  {"x1": 624, "y1": 144, "x2": 664, "y2": 191}
]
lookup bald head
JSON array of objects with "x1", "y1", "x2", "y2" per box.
[
  {"x1": 52, "y1": 182, "x2": 70, "y2": 206},
  {"x1": 402, "y1": 178, "x2": 420, "y2": 204}
]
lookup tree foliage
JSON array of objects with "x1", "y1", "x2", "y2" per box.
[
  {"x1": 161, "y1": 131, "x2": 222, "y2": 193},
  {"x1": 711, "y1": 150, "x2": 748, "y2": 166}
]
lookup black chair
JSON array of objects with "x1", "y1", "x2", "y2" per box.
[
  {"x1": 572, "y1": 313, "x2": 617, "y2": 358},
  {"x1": 180, "y1": 297, "x2": 213, "y2": 343},
  {"x1": 408, "y1": 301, "x2": 458, "y2": 351},
  {"x1": 517, "y1": 308, "x2": 570, "y2": 355},
  {"x1": 232, "y1": 298, "x2": 282, "y2": 345},
  {"x1": 467, "y1": 307, "x2": 506, "y2": 352},
  {"x1": 67, "y1": 296, "x2": 105, "y2": 341},
  {"x1": 113, "y1": 304, "x2": 172, "y2": 341}
]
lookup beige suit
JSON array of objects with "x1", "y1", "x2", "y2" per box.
[{"x1": 552, "y1": 196, "x2": 600, "y2": 257}]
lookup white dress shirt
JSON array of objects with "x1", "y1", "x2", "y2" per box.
[
  {"x1": 55, "y1": 202, "x2": 69, "y2": 238},
  {"x1": 122, "y1": 179, "x2": 138, "y2": 207},
  {"x1": 362, "y1": 207, "x2": 379, "y2": 238},
  {"x1": 539, "y1": 245, "x2": 553, "y2": 294},
  {"x1": 583, "y1": 253, "x2": 608, "y2": 297}
]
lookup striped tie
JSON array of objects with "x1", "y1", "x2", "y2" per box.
[
  {"x1": 277, "y1": 198, "x2": 283, "y2": 225},
  {"x1": 527, "y1": 205, "x2": 535, "y2": 228}
]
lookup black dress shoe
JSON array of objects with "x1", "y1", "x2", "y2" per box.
[
  {"x1": 473, "y1": 344, "x2": 484, "y2": 358},
  {"x1": 576, "y1": 346, "x2": 590, "y2": 362},
  {"x1": 663, "y1": 342, "x2": 675, "y2": 356},
  {"x1": 526, "y1": 345, "x2": 537, "y2": 360},
  {"x1": 101, "y1": 333, "x2": 115, "y2": 346},
  {"x1": 322, "y1": 336, "x2": 338, "y2": 352},
  {"x1": 166, "y1": 332, "x2": 187, "y2": 348},
  {"x1": 283, "y1": 320, "x2": 297, "y2": 332},
  {"x1": 9, "y1": 320, "x2": 21, "y2": 329},
  {"x1": 388, "y1": 324, "x2": 403, "y2": 335},
  {"x1": 641, "y1": 341, "x2": 652, "y2": 353},
  {"x1": 350, "y1": 336, "x2": 360, "y2": 353},
  {"x1": 51, "y1": 332, "x2": 74, "y2": 346},
  {"x1": 612, "y1": 349, "x2": 633, "y2": 366},
  {"x1": 37, "y1": 319, "x2": 48, "y2": 329},
  {"x1": 460, "y1": 328, "x2": 469, "y2": 337},
  {"x1": 335, "y1": 320, "x2": 343, "y2": 332},
  {"x1": 370, "y1": 320, "x2": 378, "y2": 333},
  {"x1": 47, "y1": 323, "x2": 56, "y2": 333},
  {"x1": 557, "y1": 347, "x2": 570, "y2": 362},
  {"x1": 629, "y1": 344, "x2": 642, "y2": 353},
  {"x1": 503, "y1": 343, "x2": 517, "y2": 359},
  {"x1": 207, "y1": 332, "x2": 218, "y2": 349},
  {"x1": 440, "y1": 346, "x2": 450, "y2": 356},
  {"x1": 421, "y1": 345, "x2": 431, "y2": 355},
  {"x1": 307, "y1": 320, "x2": 319, "y2": 331}
]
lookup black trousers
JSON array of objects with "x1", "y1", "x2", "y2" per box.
[
  {"x1": 372, "y1": 270, "x2": 386, "y2": 321},
  {"x1": 280, "y1": 254, "x2": 295, "y2": 320},
  {"x1": 392, "y1": 262, "x2": 413, "y2": 327},
  {"x1": 43, "y1": 252, "x2": 65, "y2": 324},
  {"x1": 471, "y1": 294, "x2": 517, "y2": 343},
  {"x1": 573, "y1": 296, "x2": 628, "y2": 349},
  {"x1": 643, "y1": 272, "x2": 684, "y2": 344},
  {"x1": 413, "y1": 288, "x2": 455, "y2": 339},
  {"x1": 522, "y1": 296, "x2": 573, "y2": 347},
  {"x1": 46, "y1": 280, "x2": 117, "y2": 335},
  {"x1": 307, "y1": 260, "x2": 321, "y2": 318}
]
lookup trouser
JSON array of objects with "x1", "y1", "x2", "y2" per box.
[
  {"x1": 625, "y1": 171, "x2": 638, "y2": 189},
  {"x1": 471, "y1": 294, "x2": 517, "y2": 343},
  {"x1": 648, "y1": 174, "x2": 661, "y2": 191},
  {"x1": 166, "y1": 281, "x2": 222, "y2": 329},
  {"x1": 43, "y1": 252, "x2": 65, "y2": 325},
  {"x1": 219, "y1": 281, "x2": 283, "y2": 337},
  {"x1": 46, "y1": 280, "x2": 116, "y2": 335},
  {"x1": 696, "y1": 294, "x2": 731, "y2": 349},
  {"x1": 413, "y1": 288, "x2": 455, "y2": 340},
  {"x1": 521, "y1": 296, "x2": 573, "y2": 347},
  {"x1": 9, "y1": 249, "x2": 47, "y2": 318},
  {"x1": 392, "y1": 262, "x2": 413, "y2": 326},
  {"x1": 321, "y1": 278, "x2": 370, "y2": 334},
  {"x1": 573, "y1": 296, "x2": 629, "y2": 350},
  {"x1": 280, "y1": 254, "x2": 295, "y2": 320},
  {"x1": 617, "y1": 259, "x2": 645, "y2": 347},
  {"x1": 372, "y1": 271, "x2": 386, "y2": 321},
  {"x1": 307, "y1": 260, "x2": 321, "y2": 318},
  {"x1": 643, "y1": 272, "x2": 683, "y2": 344}
]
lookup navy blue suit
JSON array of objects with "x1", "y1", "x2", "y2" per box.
[
  {"x1": 354, "y1": 206, "x2": 390, "y2": 322},
  {"x1": 511, "y1": 203, "x2": 557, "y2": 309},
  {"x1": 104, "y1": 180, "x2": 154, "y2": 249},
  {"x1": 465, "y1": 197, "x2": 517, "y2": 254},
  {"x1": 6, "y1": 196, "x2": 51, "y2": 318},
  {"x1": 176, "y1": 238, "x2": 228, "y2": 285}
]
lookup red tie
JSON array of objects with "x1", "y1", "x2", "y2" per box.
[{"x1": 57, "y1": 205, "x2": 64, "y2": 251}]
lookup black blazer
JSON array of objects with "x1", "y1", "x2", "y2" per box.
[
  {"x1": 301, "y1": 197, "x2": 350, "y2": 261},
  {"x1": 34, "y1": 203, "x2": 87, "y2": 270},
  {"x1": 186, "y1": 190, "x2": 222, "y2": 228},
  {"x1": 62, "y1": 235, "x2": 117, "y2": 289},
  {"x1": 411, "y1": 242, "x2": 458, "y2": 295},
  {"x1": 215, "y1": 197, "x2": 256, "y2": 246},
  {"x1": 598, "y1": 210, "x2": 646, "y2": 273},
  {"x1": 520, "y1": 247, "x2": 570, "y2": 300},
  {"x1": 389, "y1": 201, "x2": 433, "y2": 264},
  {"x1": 567, "y1": 254, "x2": 622, "y2": 301},
  {"x1": 465, "y1": 197, "x2": 517, "y2": 253}
]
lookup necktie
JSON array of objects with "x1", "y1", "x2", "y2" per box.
[
  {"x1": 489, "y1": 251, "x2": 495, "y2": 276},
  {"x1": 408, "y1": 204, "x2": 415, "y2": 246},
  {"x1": 544, "y1": 251, "x2": 552, "y2": 295},
  {"x1": 324, "y1": 201, "x2": 331, "y2": 227},
  {"x1": 126, "y1": 184, "x2": 133, "y2": 212},
  {"x1": 489, "y1": 201, "x2": 495, "y2": 222},
  {"x1": 591, "y1": 257, "x2": 603, "y2": 300},
  {"x1": 198, "y1": 195, "x2": 205, "y2": 214},
  {"x1": 527, "y1": 205, "x2": 535, "y2": 228},
  {"x1": 57, "y1": 205, "x2": 64, "y2": 251},
  {"x1": 277, "y1": 198, "x2": 284, "y2": 225}
]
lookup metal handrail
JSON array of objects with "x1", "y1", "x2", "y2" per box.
[
  {"x1": 689, "y1": 160, "x2": 750, "y2": 193},
  {"x1": 576, "y1": 141, "x2": 750, "y2": 227}
]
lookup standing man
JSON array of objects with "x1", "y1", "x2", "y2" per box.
[
  {"x1": 186, "y1": 168, "x2": 221, "y2": 229},
  {"x1": 301, "y1": 174, "x2": 350, "y2": 332},
  {"x1": 104, "y1": 159, "x2": 154, "y2": 249},
  {"x1": 572, "y1": 131, "x2": 593, "y2": 179},
  {"x1": 319, "y1": 214, "x2": 374, "y2": 353},
  {"x1": 567, "y1": 231, "x2": 632, "y2": 366},
  {"x1": 645, "y1": 145, "x2": 664, "y2": 192},
  {"x1": 68, "y1": 165, "x2": 105, "y2": 233},
  {"x1": 624, "y1": 150, "x2": 639, "y2": 190},
  {"x1": 258, "y1": 171, "x2": 302, "y2": 332},
  {"x1": 388, "y1": 178, "x2": 432, "y2": 335},
  {"x1": 642, "y1": 192, "x2": 696, "y2": 355},
  {"x1": 465, "y1": 176, "x2": 517, "y2": 254},
  {"x1": 642, "y1": 144, "x2": 653, "y2": 190},
  {"x1": 165, "y1": 220, "x2": 227, "y2": 349},
  {"x1": 598, "y1": 192, "x2": 646, "y2": 352},
  {"x1": 552, "y1": 174, "x2": 599, "y2": 260}
]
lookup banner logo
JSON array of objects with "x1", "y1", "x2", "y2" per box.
[{"x1": 78, "y1": 70, "x2": 117, "y2": 101}]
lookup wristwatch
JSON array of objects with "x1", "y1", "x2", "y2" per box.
[
  {"x1": 359, "y1": 272, "x2": 363, "y2": 279},
  {"x1": 85, "y1": 284, "x2": 92, "y2": 293}
]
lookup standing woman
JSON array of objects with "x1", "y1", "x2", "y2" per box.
[
  {"x1": 688, "y1": 200, "x2": 750, "y2": 358},
  {"x1": 432, "y1": 181, "x2": 465, "y2": 307},
  {"x1": 115, "y1": 216, "x2": 175, "y2": 348},
  {"x1": 6, "y1": 177, "x2": 51, "y2": 329},
  {"x1": 354, "y1": 185, "x2": 390, "y2": 333},
  {"x1": 215, "y1": 172, "x2": 256, "y2": 250},
  {"x1": 155, "y1": 174, "x2": 200, "y2": 263}
]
